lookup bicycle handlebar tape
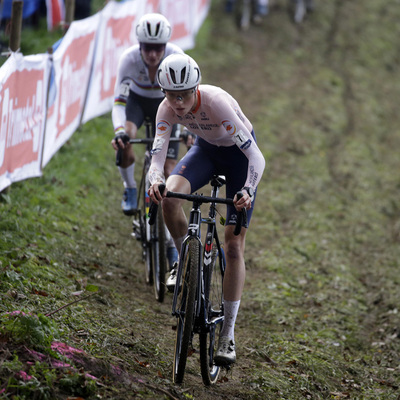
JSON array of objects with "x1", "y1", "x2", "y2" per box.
[
  {"x1": 114, "y1": 133, "x2": 130, "y2": 166},
  {"x1": 148, "y1": 184, "x2": 166, "y2": 225},
  {"x1": 234, "y1": 191, "x2": 245, "y2": 236}
]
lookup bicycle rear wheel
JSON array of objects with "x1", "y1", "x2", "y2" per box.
[
  {"x1": 173, "y1": 239, "x2": 199, "y2": 384},
  {"x1": 200, "y1": 246, "x2": 225, "y2": 385},
  {"x1": 151, "y1": 209, "x2": 167, "y2": 302}
]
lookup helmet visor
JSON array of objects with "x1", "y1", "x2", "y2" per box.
[
  {"x1": 141, "y1": 43, "x2": 166, "y2": 53},
  {"x1": 164, "y1": 89, "x2": 195, "y2": 101}
]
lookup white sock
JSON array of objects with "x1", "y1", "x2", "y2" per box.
[
  {"x1": 119, "y1": 163, "x2": 136, "y2": 188},
  {"x1": 220, "y1": 299, "x2": 240, "y2": 341}
]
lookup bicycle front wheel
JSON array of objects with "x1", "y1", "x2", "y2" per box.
[
  {"x1": 151, "y1": 209, "x2": 167, "y2": 302},
  {"x1": 200, "y1": 246, "x2": 225, "y2": 385},
  {"x1": 173, "y1": 239, "x2": 200, "y2": 384}
]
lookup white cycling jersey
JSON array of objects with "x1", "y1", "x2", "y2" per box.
[
  {"x1": 112, "y1": 43, "x2": 184, "y2": 133},
  {"x1": 149, "y1": 84, "x2": 266, "y2": 190}
]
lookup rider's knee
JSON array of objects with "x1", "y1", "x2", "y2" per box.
[
  {"x1": 162, "y1": 196, "x2": 179, "y2": 214},
  {"x1": 224, "y1": 232, "x2": 245, "y2": 260},
  {"x1": 225, "y1": 242, "x2": 242, "y2": 261}
]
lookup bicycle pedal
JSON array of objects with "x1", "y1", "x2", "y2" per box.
[{"x1": 131, "y1": 232, "x2": 141, "y2": 241}]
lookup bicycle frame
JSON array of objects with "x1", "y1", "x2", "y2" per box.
[{"x1": 171, "y1": 181, "x2": 225, "y2": 331}]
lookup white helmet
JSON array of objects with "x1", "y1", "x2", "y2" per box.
[
  {"x1": 136, "y1": 13, "x2": 171, "y2": 44},
  {"x1": 157, "y1": 54, "x2": 201, "y2": 91}
]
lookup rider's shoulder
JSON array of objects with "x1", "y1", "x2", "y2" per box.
[
  {"x1": 165, "y1": 43, "x2": 184, "y2": 56},
  {"x1": 199, "y1": 84, "x2": 227, "y2": 99},
  {"x1": 120, "y1": 44, "x2": 141, "y2": 60}
]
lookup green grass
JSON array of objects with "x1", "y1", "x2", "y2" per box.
[{"x1": 1, "y1": 0, "x2": 400, "y2": 399}]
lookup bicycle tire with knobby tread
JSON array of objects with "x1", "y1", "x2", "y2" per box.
[
  {"x1": 200, "y1": 245, "x2": 225, "y2": 385},
  {"x1": 142, "y1": 184, "x2": 153, "y2": 286},
  {"x1": 173, "y1": 239, "x2": 200, "y2": 384},
  {"x1": 152, "y1": 208, "x2": 167, "y2": 302}
]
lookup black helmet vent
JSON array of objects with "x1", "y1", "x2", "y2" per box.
[
  {"x1": 180, "y1": 67, "x2": 186, "y2": 84},
  {"x1": 146, "y1": 21, "x2": 161, "y2": 37},
  {"x1": 169, "y1": 67, "x2": 177, "y2": 83}
]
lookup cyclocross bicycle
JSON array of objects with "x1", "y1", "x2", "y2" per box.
[
  {"x1": 116, "y1": 119, "x2": 180, "y2": 303},
  {"x1": 149, "y1": 176, "x2": 247, "y2": 385}
]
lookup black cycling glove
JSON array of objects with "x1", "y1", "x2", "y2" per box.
[{"x1": 114, "y1": 132, "x2": 130, "y2": 147}]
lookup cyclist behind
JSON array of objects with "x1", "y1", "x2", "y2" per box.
[
  {"x1": 148, "y1": 54, "x2": 265, "y2": 366},
  {"x1": 111, "y1": 13, "x2": 183, "y2": 267}
]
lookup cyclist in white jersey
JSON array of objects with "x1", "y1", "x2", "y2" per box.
[
  {"x1": 111, "y1": 13, "x2": 184, "y2": 215},
  {"x1": 111, "y1": 13, "x2": 184, "y2": 268},
  {"x1": 148, "y1": 54, "x2": 265, "y2": 366}
]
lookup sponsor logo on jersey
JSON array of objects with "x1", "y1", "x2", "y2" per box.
[
  {"x1": 150, "y1": 136, "x2": 165, "y2": 156},
  {"x1": 240, "y1": 139, "x2": 252, "y2": 150},
  {"x1": 200, "y1": 112, "x2": 208, "y2": 120},
  {"x1": 222, "y1": 120, "x2": 236, "y2": 135},
  {"x1": 157, "y1": 120, "x2": 171, "y2": 135}
]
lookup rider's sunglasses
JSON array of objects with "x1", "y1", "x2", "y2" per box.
[
  {"x1": 163, "y1": 89, "x2": 195, "y2": 102},
  {"x1": 141, "y1": 43, "x2": 166, "y2": 53}
]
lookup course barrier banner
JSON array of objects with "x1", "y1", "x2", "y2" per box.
[
  {"x1": 42, "y1": 13, "x2": 100, "y2": 167},
  {"x1": 81, "y1": 0, "x2": 140, "y2": 124},
  {"x1": 193, "y1": 0, "x2": 211, "y2": 34},
  {"x1": 0, "y1": 53, "x2": 50, "y2": 192},
  {"x1": 163, "y1": 0, "x2": 195, "y2": 49}
]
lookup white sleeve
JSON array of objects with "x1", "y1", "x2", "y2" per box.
[
  {"x1": 111, "y1": 50, "x2": 133, "y2": 133},
  {"x1": 214, "y1": 97, "x2": 265, "y2": 190},
  {"x1": 148, "y1": 103, "x2": 174, "y2": 184}
]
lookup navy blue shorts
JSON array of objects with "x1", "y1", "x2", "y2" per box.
[
  {"x1": 170, "y1": 133, "x2": 257, "y2": 227},
  {"x1": 126, "y1": 91, "x2": 179, "y2": 160}
]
